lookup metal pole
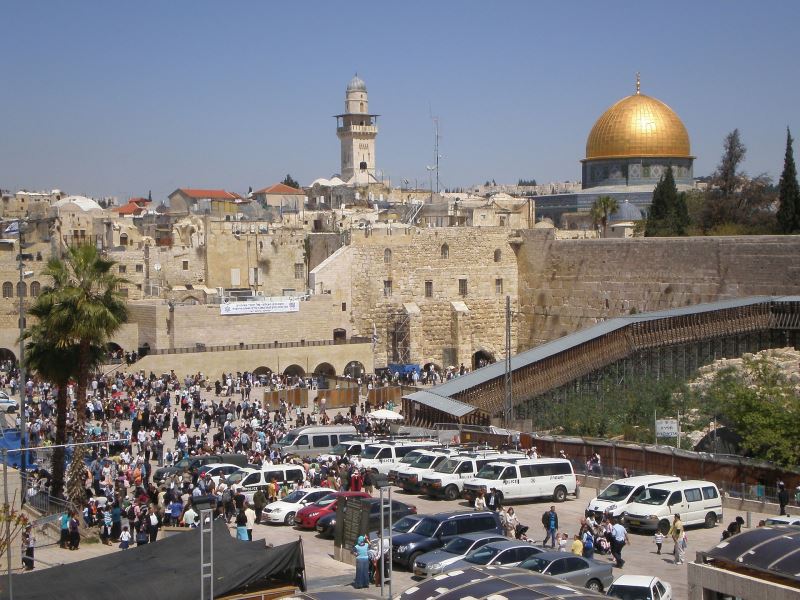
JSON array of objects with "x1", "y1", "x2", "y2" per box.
[
  {"x1": 504, "y1": 296, "x2": 512, "y2": 428},
  {"x1": 676, "y1": 410, "x2": 681, "y2": 449},
  {"x1": 18, "y1": 226, "x2": 27, "y2": 504},
  {"x1": 653, "y1": 409, "x2": 657, "y2": 445},
  {"x1": 388, "y1": 487, "x2": 393, "y2": 599},
  {"x1": 379, "y1": 486, "x2": 385, "y2": 598},
  {"x1": 3, "y1": 448, "x2": 12, "y2": 600}
]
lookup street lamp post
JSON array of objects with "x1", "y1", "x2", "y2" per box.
[{"x1": 17, "y1": 227, "x2": 27, "y2": 504}]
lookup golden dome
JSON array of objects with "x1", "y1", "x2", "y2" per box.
[{"x1": 585, "y1": 92, "x2": 691, "y2": 160}]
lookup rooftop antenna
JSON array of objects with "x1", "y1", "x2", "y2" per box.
[{"x1": 429, "y1": 103, "x2": 442, "y2": 194}]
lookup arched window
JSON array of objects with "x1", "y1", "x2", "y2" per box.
[
  {"x1": 494, "y1": 249, "x2": 502, "y2": 262},
  {"x1": 441, "y1": 243, "x2": 449, "y2": 259},
  {"x1": 384, "y1": 248, "x2": 392, "y2": 264},
  {"x1": 16, "y1": 282, "x2": 26, "y2": 298},
  {"x1": 2, "y1": 282, "x2": 12, "y2": 298},
  {"x1": 30, "y1": 281, "x2": 41, "y2": 297}
]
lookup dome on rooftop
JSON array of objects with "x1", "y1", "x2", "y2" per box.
[
  {"x1": 610, "y1": 199, "x2": 643, "y2": 223},
  {"x1": 347, "y1": 74, "x2": 367, "y2": 93}
]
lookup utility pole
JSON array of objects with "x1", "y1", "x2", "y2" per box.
[
  {"x1": 504, "y1": 295, "x2": 512, "y2": 428},
  {"x1": 3, "y1": 448, "x2": 12, "y2": 600},
  {"x1": 17, "y1": 224, "x2": 27, "y2": 504}
]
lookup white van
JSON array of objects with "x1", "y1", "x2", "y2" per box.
[
  {"x1": 586, "y1": 475, "x2": 681, "y2": 519},
  {"x1": 421, "y1": 452, "x2": 526, "y2": 500},
  {"x1": 462, "y1": 458, "x2": 577, "y2": 503},
  {"x1": 623, "y1": 479, "x2": 723, "y2": 533},
  {"x1": 393, "y1": 449, "x2": 461, "y2": 491},
  {"x1": 239, "y1": 464, "x2": 306, "y2": 502},
  {"x1": 360, "y1": 441, "x2": 441, "y2": 474},
  {"x1": 272, "y1": 425, "x2": 357, "y2": 458}
]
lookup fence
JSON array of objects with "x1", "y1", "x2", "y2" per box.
[
  {"x1": 523, "y1": 434, "x2": 800, "y2": 504},
  {"x1": 148, "y1": 336, "x2": 371, "y2": 356},
  {"x1": 261, "y1": 387, "x2": 359, "y2": 411}
]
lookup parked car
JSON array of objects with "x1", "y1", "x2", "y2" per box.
[
  {"x1": 607, "y1": 574, "x2": 673, "y2": 600},
  {"x1": 421, "y1": 452, "x2": 524, "y2": 500},
  {"x1": 391, "y1": 511, "x2": 503, "y2": 569},
  {"x1": 271, "y1": 424, "x2": 357, "y2": 459},
  {"x1": 623, "y1": 480, "x2": 722, "y2": 533},
  {"x1": 436, "y1": 539, "x2": 541, "y2": 573},
  {"x1": 765, "y1": 515, "x2": 800, "y2": 526},
  {"x1": 586, "y1": 475, "x2": 681, "y2": 520},
  {"x1": 294, "y1": 491, "x2": 371, "y2": 529},
  {"x1": 239, "y1": 464, "x2": 306, "y2": 503},
  {"x1": 462, "y1": 458, "x2": 577, "y2": 504},
  {"x1": 518, "y1": 551, "x2": 614, "y2": 592},
  {"x1": 413, "y1": 532, "x2": 507, "y2": 576},
  {"x1": 223, "y1": 467, "x2": 257, "y2": 488},
  {"x1": 262, "y1": 487, "x2": 332, "y2": 525},
  {"x1": 0, "y1": 391, "x2": 18, "y2": 413},
  {"x1": 315, "y1": 498, "x2": 417, "y2": 538},
  {"x1": 154, "y1": 453, "x2": 249, "y2": 483},
  {"x1": 197, "y1": 463, "x2": 247, "y2": 487}
]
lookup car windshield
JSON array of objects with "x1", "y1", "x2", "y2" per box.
[
  {"x1": 399, "y1": 451, "x2": 423, "y2": 464},
  {"x1": 410, "y1": 455, "x2": 436, "y2": 468},
  {"x1": 412, "y1": 518, "x2": 440, "y2": 537},
  {"x1": 283, "y1": 490, "x2": 306, "y2": 503},
  {"x1": 331, "y1": 444, "x2": 349, "y2": 455},
  {"x1": 434, "y1": 459, "x2": 459, "y2": 474},
  {"x1": 392, "y1": 516, "x2": 421, "y2": 533},
  {"x1": 442, "y1": 536, "x2": 475, "y2": 555},
  {"x1": 607, "y1": 585, "x2": 653, "y2": 600},
  {"x1": 636, "y1": 488, "x2": 670, "y2": 505},
  {"x1": 598, "y1": 483, "x2": 634, "y2": 502},
  {"x1": 475, "y1": 464, "x2": 507, "y2": 480},
  {"x1": 465, "y1": 545, "x2": 500, "y2": 565},
  {"x1": 278, "y1": 432, "x2": 298, "y2": 446},
  {"x1": 519, "y1": 556, "x2": 550, "y2": 572},
  {"x1": 361, "y1": 446, "x2": 383, "y2": 459}
]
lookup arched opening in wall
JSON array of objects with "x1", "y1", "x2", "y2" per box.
[
  {"x1": 106, "y1": 342, "x2": 123, "y2": 360},
  {"x1": 314, "y1": 363, "x2": 336, "y2": 377},
  {"x1": 384, "y1": 248, "x2": 392, "y2": 263},
  {"x1": 333, "y1": 328, "x2": 347, "y2": 343},
  {"x1": 253, "y1": 366, "x2": 273, "y2": 383},
  {"x1": 2, "y1": 282, "x2": 13, "y2": 298},
  {"x1": 120, "y1": 233, "x2": 128, "y2": 246},
  {"x1": 0, "y1": 347, "x2": 17, "y2": 369},
  {"x1": 29, "y1": 281, "x2": 41, "y2": 297},
  {"x1": 283, "y1": 364, "x2": 305, "y2": 378},
  {"x1": 441, "y1": 243, "x2": 449, "y2": 259},
  {"x1": 494, "y1": 249, "x2": 502, "y2": 262},
  {"x1": 344, "y1": 361, "x2": 365, "y2": 379},
  {"x1": 181, "y1": 295, "x2": 201, "y2": 304},
  {"x1": 16, "y1": 282, "x2": 26, "y2": 298},
  {"x1": 138, "y1": 342, "x2": 151, "y2": 358},
  {"x1": 472, "y1": 350, "x2": 495, "y2": 371}
]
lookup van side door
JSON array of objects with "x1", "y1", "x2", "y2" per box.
[
  {"x1": 667, "y1": 490, "x2": 685, "y2": 516},
  {"x1": 683, "y1": 487, "x2": 703, "y2": 524},
  {"x1": 501, "y1": 466, "x2": 520, "y2": 498}
]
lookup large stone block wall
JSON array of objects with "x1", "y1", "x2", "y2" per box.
[{"x1": 517, "y1": 232, "x2": 800, "y2": 347}]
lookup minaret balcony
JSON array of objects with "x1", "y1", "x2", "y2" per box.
[{"x1": 337, "y1": 124, "x2": 378, "y2": 135}]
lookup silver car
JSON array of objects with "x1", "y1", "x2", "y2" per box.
[
  {"x1": 443, "y1": 540, "x2": 544, "y2": 572},
  {"x1": 518, "y1": 551, "x2": 614, "y2": 593},
  {"x1": 413, "y1": 532, "x2": 507, "y2": 576}
]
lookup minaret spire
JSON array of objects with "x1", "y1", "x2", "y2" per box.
[{"x1": 635, "y1": 72, "x2": 641, "y2": 95}]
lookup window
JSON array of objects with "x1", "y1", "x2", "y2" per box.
[
  {"x1": 182, "y1": 260, "x2": 189, "y2": 271},
  {"x1": 494, "y1": 249, "x2": 502, "y2": 262},
  {"x1": 495, "y1": 278, "x2": 503, "y2": 294},
  {"x1": 702, "y1": 486, "x2": 719, "y2": 500},
  {"x1": 135, "y1": 264, "x2": 143, "y2": 273},
  {"x1": 685, "y1": 488, "x2": 702, "y2": 502},
  {"x1": 668, "y1": 491, "x2": 683, "y2": 505},
  {"x1": 2, "y1": 282, "x2": 13, "y2": 298},
  {"x1": 458, "y1": 279, "x2": 467, "y2": 297},
  {"x1": 294, "y1": 263, "x2": 304, "y2": 280},
  {"x1": 230, "y1": 268, "x2": 241, "y2": 286},
  {"x1": 425, "y1": 280, "x2": 433, "y2": 298},
  {"x1": 519, "y1": 465, "x2": 535, "y2": 478},
  {"x1": 545, "y1": 558, "x2": 568, "y2": 575},
  {"x1": 457, "y1": 462, "x2": 473, "y2": 474},
  {"x1": 312, "y1": 435, "x2": 330, "y2": 448},
  {"x1": 30, "y1": 281, "x2": 41, "y2": 297},
  {"x1": 242, "y1": 473, "x2": 260, "y2": 486},
  {"x1": 341, "y1": 302, "x2": 347, "y2": 311},
  {"x1": 564, "y1": 557, "x2": 587, "y2": 572},
  {"x1": 118, "y1": 265, "x2": 126, "y2": 274},
  {"x1": 295, "y1": 435, "x2": 309, "y2": 446},
  {"x1": 440, "y1": 243, "x2": 449, "y2": 259},
  {"x1": 383, "y1": 280, "x2": 392, "y2": 297},
  {"x1": 384, "y1": 248, "x2": 392, "y2": 263},
  {"x1": 16, "y1": 282, "x2": 26, "y2": 297},
  {"x1": 439, "y1": 520, "x2": 458, "y2": 537},
  {"x1": 516, "y1": 547, "x2": 541, "y2": 562},
  {"x1": 119, "y1": 288, "x2": 129, "y2": 297}
]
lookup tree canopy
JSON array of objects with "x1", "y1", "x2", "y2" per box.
[
  {"x1": 281, "y1": 174, "x2": 300, "y2": 189},
  {"x1": 776, "y1": 128, "x2": 800, "y2": 233},
  {"x1": 590, "y1": 195, "x2": 619, "y2": 238},
  {"x1": 645, "y1": 167, "x2": 688, "y2": 236}
]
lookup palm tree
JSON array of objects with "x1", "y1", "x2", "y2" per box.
[{"x1": 590, "y1": 195, "x2": 620, "y2": 238}]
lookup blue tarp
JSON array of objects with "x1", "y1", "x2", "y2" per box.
[
  {"x1": 0, "y1": 430, "x2": 36, "y2": 468},
  {"x1": 387, "y1": 363, "x2": 421, "y2": 376}
]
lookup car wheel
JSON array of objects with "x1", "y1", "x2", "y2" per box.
[
  {"x1": 586, "y1": 579, "x2": 602, "y2": 592},
  {"x1": 444, "y1": 485, "x2": 459, "y2": 501},
  {"x1": 284, "y1": 512, "x2": 296, "y2": 525},
  {"x1": 658, "y1": 519, "x2": 670, "y2": 534},
  {"x1": 704, "y1": 512, "x2": 717, "y2": 528},
  {"x1": 408, "y1": 552, "x2": 422, "y2": 571},
  {"x1": 553, "y1": 486, "x2": 567, "y2": 503}
]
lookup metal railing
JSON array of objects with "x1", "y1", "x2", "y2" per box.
[{"x1": 148, "y1": 336, "x2": 372, "y2": 356}]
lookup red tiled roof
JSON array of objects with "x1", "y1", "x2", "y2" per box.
[
  {"x1": 254, "y1": 183, "x2": 304, "y2": 195},
  {"x1": 115, "y1": 203, "x2": 145, "y2": 215},
  {"x1": 129, "y1": 197, "x2": 152, "y2": 204},
  {"x1": 176, "y1": 188, "x2": 239, "y2": 200}
]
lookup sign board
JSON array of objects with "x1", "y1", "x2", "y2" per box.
[
  {"x1": 220, "y1": 297, "x2": 300, "y2": 316},
  {"x1": 334, "y1": 497, "x2": 371, "y2": 565},
  {"x1": 655, "y1": 419, "x2": 679, "y2": 438}
]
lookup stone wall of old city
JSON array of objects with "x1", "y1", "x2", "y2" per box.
[{"x1": 516, "y1": 231, "x2": 800, "y2": 347}]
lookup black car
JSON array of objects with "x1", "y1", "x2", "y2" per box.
[
  {"x1": 315, "y1": 498, "x2": 417, "y2": 539},
  {"x1": 391, "y1": 511, "x2": 503, "y2": 569}
]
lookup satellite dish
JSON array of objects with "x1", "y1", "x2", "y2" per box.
[{"x1": 154, "y1": 263, "x2": 162, "y2": 272}]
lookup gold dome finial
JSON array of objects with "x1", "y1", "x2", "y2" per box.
[{"x1": 636, "y1": 72, "x2": 640, "y2": 95}]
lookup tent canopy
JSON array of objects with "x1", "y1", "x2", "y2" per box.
[
  {"x1": 367, "y1": 408, "x2": 403, "y2": 421},
  {"x1": 1, "y1": 520, "x2": 303, "y2": 600}
]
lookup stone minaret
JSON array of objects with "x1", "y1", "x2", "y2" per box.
[{"x1": 335, "y1": 74, "x2": 379, "y2": 182}]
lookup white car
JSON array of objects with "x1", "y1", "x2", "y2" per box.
[
  {"x1": 197, "y1": 463, "x2": 244, "y2": 487},
  {"x1": 607, "y1": 574, "x2": 672, "y2": 600},
  {"x1": 262, "y1": 487, "x2": 332, "y2": 525},
  {"x1": 0, "y1": 391, "x2": 18, "y2": 413},
  {"x1": 765, "y1": 515, "x2": 800, "y2": 525}
]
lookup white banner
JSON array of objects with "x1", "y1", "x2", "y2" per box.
[
  {"x1": 655, "y1": 419, "x2": 679, "y2": 438},
  {"x1": 220, "y1": 297, "x2": 300, "y2": 315}
]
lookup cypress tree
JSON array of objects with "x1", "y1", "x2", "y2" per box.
[
  {"x1": 777, "y1": 128, "x2": 800, "y2": 233},
  {"x1": 645, "y1": 167, "x2": 679, "y2": 236}
]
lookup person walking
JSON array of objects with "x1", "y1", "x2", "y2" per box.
[
  {"x1": 668, "y1": 514, "x2": 685, "y2": 565},
  {"x1": 235, "y1": 507, "x2": 249, "y2": 541},
  {"x1": 21, "y1": 524, "x2": 35, "y2": 570},
  {"x1": 59, "y1": 510, "x2": 70, "y2": 549},
  {"x1": 541, "y1": 506, "x2": 558, "y2": 548},
  {"x1": 244, "y1": 502, "x2": 256, "y2": 541},
  {"x1": 778, "y1": 484, "x2": 790, "y2": 516},
  {"x1": 253, "y1": 489, "x2": 267, "y2": 524},
  {"x1": 68, "y1": 511, "x2": 81, "y2": 550},
  {"x1": 474, "y1": 491, "x2": 487, "y2": 511},
  {"x1": 609, "y1": 517, "x2": 629, "y2": 568},
  {"x1": 353, "y1": 535, "x2": 371, "y2": 589},
  {"x1": 503, "y1": 507, "x2": 519, "y2": 538}
]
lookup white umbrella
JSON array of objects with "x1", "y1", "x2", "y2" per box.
[{"x1": 367, "y1": 408, "x2": 403, "y2": 421}]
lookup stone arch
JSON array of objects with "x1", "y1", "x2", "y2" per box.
[
  {"x1": 440, "y1": 243, "x2": 449, "y2": 259},
  {"x1": 422, "y1": 362, "x2": 441, "y2": 374},
  {"x1": 253, "y1": 366, "x2": 273, "y2": 382},
  {"x1": 494, "y1": 249, "x2": 502, "y2": 262},
  {"x1": 344, "y1": 360, "x2": 365, "y2": 379},
  {"x1": 30, "y1": 281, "x2": 41, "y2": 297},
  {"x1": 106, "y1": 342, "x2": 123, "y2": 354},
  {"x1": 283, "y1": 364, "x2": 305, "y2": 378},
  {"x1": 16, "y1": 281, "x2": 26, "y2": 298},
  {"x1": 2, "y1": 282, "x2": 13, "y2": 298},
  {"x1": 472, "y1": 349, "x2": 495, "y2": 371},
  {"x1": 0, "y1": 347, "x2": 17, "y2": 366},
  {"x1": 313, "y1": 362, "x2": 336, "y2": 377},
  {"x1": 384, "y1": 248, "x2": 392, "y2": 263},
  {"x1": 181, "y1": 295, "x2": 201, "y2": 304},
  {"x1": 120, "y1": 232, "x2": 129, "y2": 246}
]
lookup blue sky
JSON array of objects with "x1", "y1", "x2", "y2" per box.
[{"x1": 1, "y1": 1, "x2": 798, "y2": 201}]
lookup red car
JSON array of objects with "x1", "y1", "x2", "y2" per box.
[{"x1": 294, "y1": 491, "x2": 371, "y2": 529}]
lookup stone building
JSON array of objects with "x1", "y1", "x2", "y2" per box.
[{"x1": 335, "y1": 75, "x2": 379, "y2": 184}]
